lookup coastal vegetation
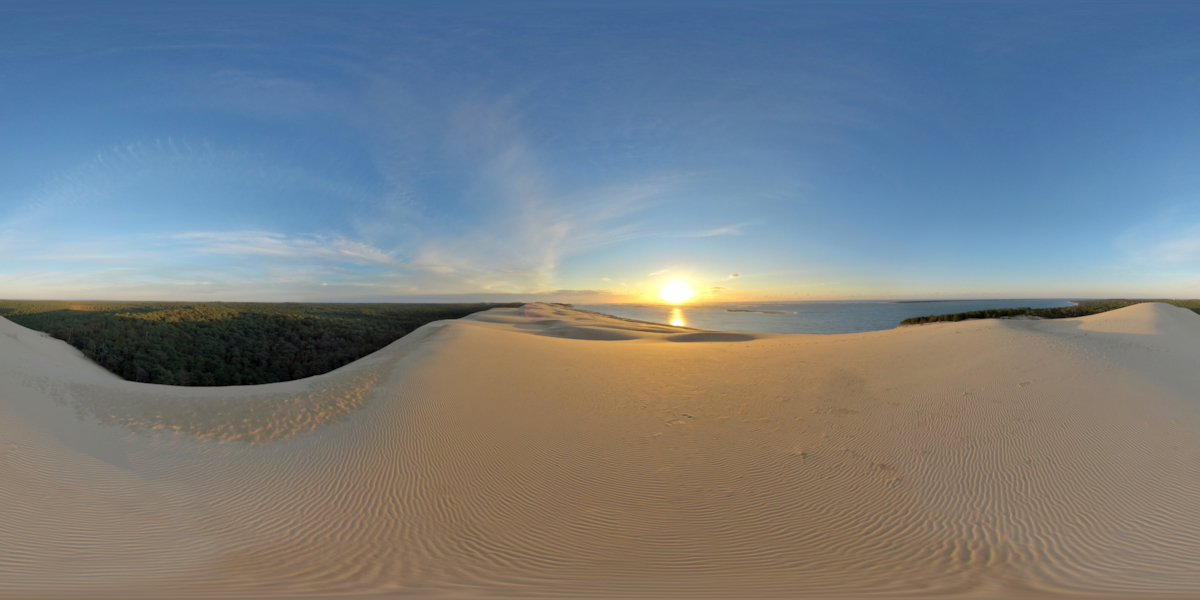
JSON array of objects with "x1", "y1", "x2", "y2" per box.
[
  {"x1": 899, "y1": 299, "x2": 1200, "y2": 325},
  {"x1": 0, "y1": 301, "x2": 520, "y2": 386}
]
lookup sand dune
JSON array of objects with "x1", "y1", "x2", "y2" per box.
[{"x1": 3, "y1": 302, "x2": 1200, "y2": 598}]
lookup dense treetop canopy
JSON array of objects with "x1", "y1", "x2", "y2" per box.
[{"x1": 0, "y1": 301, "x2": 520, "y2": 386}]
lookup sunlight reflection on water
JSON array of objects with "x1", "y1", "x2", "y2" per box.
[{"x1": 669, "y1": 308, "x2": 686, "y2": 327}]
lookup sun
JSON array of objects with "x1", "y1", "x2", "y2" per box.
[{"x1": 658, "y1": 280, "x2": 694, "y2": 304}]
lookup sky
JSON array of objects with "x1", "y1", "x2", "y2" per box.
[{"x1": 4, "y1": 1, "x2": 1200, "y2": 303}]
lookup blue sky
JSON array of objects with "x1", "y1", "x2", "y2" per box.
[{"x1": 4, "y1": 1, "x2": 1200, "y2": 303}]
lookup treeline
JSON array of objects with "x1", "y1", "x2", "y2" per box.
[
  {"x1": 0, "y1": 301, "x2": 521, "y2": 386},
  {"x1": 899, "y1": 299, "x2": 1200, "y2": 326}
]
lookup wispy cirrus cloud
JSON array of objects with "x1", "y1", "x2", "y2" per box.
[
  {"x1": 1117, "y1": 208, "x2": 1200, "y2": 268},
  {"x1": 682, "y1": 223, "x2": 750, "y2": 237},
  {"x1": 1, "y1": 87, "x2": 694, "y2": 301},
  {"x1": 0, "y1": 133, "x2": 688, "y2": 301},
  {"x1": 176, "y1": 231, "x2": 403, "y2": 267},
  {"x1": 0, "y1": 137, "x2": 381, "y2": 234},
  {"x1": 402, "y1": 100, "x2": 687, "y2": 291}
]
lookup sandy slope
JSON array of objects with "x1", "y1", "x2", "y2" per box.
[{"x1": 3, "y1": 302, "x2": 1200, "y2": 598}]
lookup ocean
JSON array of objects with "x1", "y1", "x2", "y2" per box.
[{"x1": 576, "y1": 299, "x2": 1077, "y2": 335}]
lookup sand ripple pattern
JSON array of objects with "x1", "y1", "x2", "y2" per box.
[
  {"x1": 61, "y1": 365, "x2": 388, "y2": 443},
  {"x1": 4, "y1": 304, "x2": 1200, "y2": 598}
]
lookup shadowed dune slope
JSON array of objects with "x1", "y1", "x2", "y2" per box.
[{"x1": 3, "y1": 302, "x2": 1200, "y2": 598}]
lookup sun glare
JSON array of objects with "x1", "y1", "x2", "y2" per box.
[{"x1": 659, "y1": 280, "x2": 694, "y2": 304}]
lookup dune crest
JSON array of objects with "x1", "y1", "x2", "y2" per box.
[
  {"x1": 3, "y1": 303, "x2": 1200, "y2": 598},
  {"x1": 1072, "y1": 300, "x2": 1199, "y2": 335}
]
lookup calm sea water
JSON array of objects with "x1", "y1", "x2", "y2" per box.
[{"x1": 576, "y1": 299, "x2": 1077, "y2": 335}]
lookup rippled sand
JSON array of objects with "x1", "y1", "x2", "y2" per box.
[{"x1": 3, "y1": 302, "x2": 1200, "y2": 598}]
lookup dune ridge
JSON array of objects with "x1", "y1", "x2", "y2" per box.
[{"x1": 3, "y1": 302, "x2": 1200, "y2": 598}]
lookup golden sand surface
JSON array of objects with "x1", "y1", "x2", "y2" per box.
[{"x1": 2, "y1": 302, "x2": 1200, "y2": 598}]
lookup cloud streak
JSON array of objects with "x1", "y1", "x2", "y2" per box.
[
  {"x1": 1117, "y1": 208, "x2": 1200, "y2": 269},
  {"x1": 683, "y1": 223, "x2": 750, "y2": 237},
  {"x1": 176, "y1": 231, "x2": 404, "y2": 267}
]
